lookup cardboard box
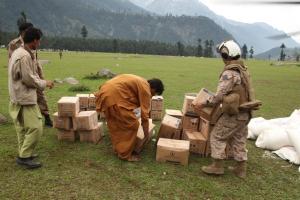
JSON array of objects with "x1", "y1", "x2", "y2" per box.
[
  {"x1": 182, "y1": 115, "x2": 199, "y2": 132},
  {"x1": 88, "y1": 94, "x2": 96, "y2": 110},
  {"x1": 192, "y1": 88, "x2": 221, "y2": 124},
  {"x1": 156, "y1": 138, "x2": 190, "y2": 166},
  {"x1": 57, "y1": 129, "x2": 76, "y2": 142},
  {"x1": 157, "y1": 114, "x2": 182, "y2": 140},
  {"x1": 173, "y1": 129, "x2": 182, "y2": 140},
  {"x1": 165, "y1": 109, "x2": 183, "y2": 119},
  {"x1": 192, "y1": 88, "x2": 213, "y2": 107},
  {"x1": 58, "y1": 97, "x2": 80, "y2": 117},
  {"x1": 182, "y1": 93, "x2": 198, "y2": 116},
  {"x1": 150, "y1": 110, "x2": 163, "y2": 121},
  {"x1": 75, "y1": 111, "x2": 98, "y2": 130},
  {"x1": 79, "y1": 122, "x2": 103, "y2": 144},
  {"x1": 182, "y1": 131, "x2": 207, "y2": 155},
  {"x1": 76, "y1": 94, "x2": 89, "y2": 110},
  {"x1": 199, "y1": 117, "x2": 214, "y2": 139},
  {"x1": 53, "y1": 112, "x2": 73, "y2": 130},
  {"x1": 151, "y1": 96, "x2": 163, "y2": 111},
  {"x1": 134, "y1": 119, "x2": 156, "y2": 153}
]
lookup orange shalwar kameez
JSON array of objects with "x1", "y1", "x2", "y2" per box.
[{"x1": 95, "y1": 74, "x2": 151, "y2": 160}]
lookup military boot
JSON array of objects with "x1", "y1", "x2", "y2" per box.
[
  {"x1": 228, "y1": 161, "x2": 246, "y2": 179},
  {"x1": 201, "y1": 159, "x2": 224, "y2": 175},
  {"x1": 44, "y1": 114, "x2": 53, "y2": 127}
]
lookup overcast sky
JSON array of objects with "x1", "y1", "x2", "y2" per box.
[{"x1": 200, "y1": 0, "x2": 300, "y2": 43}]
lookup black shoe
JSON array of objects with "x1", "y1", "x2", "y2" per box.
[
  {"x1": 16, "y1": 157, "x2": 42, "y2": 169},
  {"x1": 30, "y1": 154, "x2": 39, "y2": 160},
  {"x1": 44, "y1": 114, "x2": 53, "y2": 127}
]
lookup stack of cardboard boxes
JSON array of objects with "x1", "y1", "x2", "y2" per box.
[
  {"x1": 54, "y1": 96, "x2": 103, "y2": 144},
  {"x1": 150, "y1": 96, "x2": 163, "y2": 121},
  {"x1": 181, "y1": 90, "x2": 217, "y2": 157},
  {"x1": 76, "y1": 93, "x2": 96, "y2": 111},
  {"x1": 156, "y1": 90, "x2": 218, "y2": 165}
]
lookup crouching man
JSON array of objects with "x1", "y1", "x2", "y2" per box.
[
  {"x1": 95, "y1": 74, "x2": 164, "y2": 161},
  {"x1": 8, "y1": 27, "x2": 54, "y2": 169}
]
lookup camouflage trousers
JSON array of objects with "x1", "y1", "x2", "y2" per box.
[
  {"x1": 37, "y1": 89, "x2": 49, "y2": 116},
  {"x1": 210, "y1": 113, "x2": 250, "y2": 162}
]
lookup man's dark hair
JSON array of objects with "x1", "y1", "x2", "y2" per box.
[
  {"x1": 148, "y1": 78, "x2": 164, "y2": 95},
  {"x1": 23, "y1": 27, "x2": 43, "y2": 44},
  {"x1": 18, "y1": 22, "x2": 33, "y2": 34}
]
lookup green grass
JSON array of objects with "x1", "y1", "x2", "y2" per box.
[{"x1": 0, "y1": 49, "x2": 300, "y2": 199}]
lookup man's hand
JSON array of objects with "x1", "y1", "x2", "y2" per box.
[{"x1": 46, "y1": 80, "x2": 54, "y2": 89}]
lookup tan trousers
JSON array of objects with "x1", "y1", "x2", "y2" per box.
[{"x1": 210, "y1": 113, "x2": 249, "y2": 162}]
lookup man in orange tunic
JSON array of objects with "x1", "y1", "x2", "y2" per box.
[{"x1": 95, "y1": 74, "x2": 164, "y2": 161}]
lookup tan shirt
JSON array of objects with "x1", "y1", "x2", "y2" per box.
[
  {"x1": 8, "y1": 46, "x2": 46, "y2": 105},
  {"x1": 208, "y1": 69, "x2": 241, "y2": 105},
  {"x1": 95, "y1": 74, "x2": 151, "y2": 126},
  {"x1": 8, "y1": 36, "x2": 23, "y2": 59}
]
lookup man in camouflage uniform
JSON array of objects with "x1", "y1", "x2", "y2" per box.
[
  {"x1": 8, "y1": 23, "x2": 53, "y2": 127},
  {"x1": 195, "y1": 40, "x2": 254, "y2": 179}
]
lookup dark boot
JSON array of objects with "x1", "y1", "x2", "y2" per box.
[
  {"x1": 30, "y1": 154, "x2": 39, "y2": 160},
  {"x1": 228, "y1": 161, "x2": 247, "y2": 179},
  {"x1": 44, "y1": 114, "x2": 53, "y2": 127},
  {"x1": 16, "y1": 157, "x2": 42, "y2": 169},
  {"x1": 201, "y1": 159, "x2": 224, "y2": 175}
]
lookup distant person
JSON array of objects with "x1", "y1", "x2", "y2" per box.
[
  {"x1": 7, "y1": 22, "x2": 33, "y2": 58},
  {"x1": 95, "y1": 74, "x2": 164, "y2": 161},
  {"x1": 8, "y1": 27, "x2": 54, "y2": 169},
  {"x1": 59, "y1": 50, "x2": 63, "y2": 60},
  {"x1": 193, "y1": 40, "x2": 255, "y2": 179},
  {"x1": 8, "y1": 23, "x2": 53, "y2": 127}
]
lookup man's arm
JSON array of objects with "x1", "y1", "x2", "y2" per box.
[
  {"x1": 20, "y1": 55, "x2": 48, "y2": 90},
  {"x1": 207, "y1": 70, "x2": 239, "y2": 106},
  {"x1": 138, "y1": 83, "x2": 151, "y2": 139}
]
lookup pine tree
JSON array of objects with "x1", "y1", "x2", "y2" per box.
[
  {"x1": 249, "y1": 46, "x2": 254, "y2": 59},
  {"x1": 196, "y1": 39, "x2": 203, "y2": 57},
  {"x1": 81, "y1": 25, "x2": 88, "y2": 39},
  {"x1": 280, "y1": 43, "x2": 286, "y2": 61},
  {"x1": 177, "y1": 41, "x2": 184, "y2": 56},
  {"x1": 208, "y1": 40, "x2": 214, "y2": 57},
  {"x1": 203, "y1": 40, "x2": 210, "y2": 57},
  {"x1": 241, "y1": 44, "x2": 248, "y2": 59},
  {"x1": 113, "y1": 39, "x2": 119, "y2": 53}
]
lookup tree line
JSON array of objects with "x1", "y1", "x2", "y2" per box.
[{"x1": 0, "y1": 30, "x2": 217, "y2": 57}]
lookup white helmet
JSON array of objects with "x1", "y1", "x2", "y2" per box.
[{"x1": 217, "y1": 40, "x2": 241, "y2": 58}]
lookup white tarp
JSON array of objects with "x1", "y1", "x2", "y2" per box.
[
  {"x1": 248, "y1": 109, "x2": 300, "y2": 168},
  {"x1": 255, "y1": 126, "x2": 292, "y2": 150},
  {"x1": 273, "y1": 147, "x2": 300, "y2": 165}
]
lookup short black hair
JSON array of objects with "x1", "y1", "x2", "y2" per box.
[
  {"x1": 18, "y1": 22, "x2": 33, "y2": 34},
  {"x1": 23, "y1": 27, "x2": 43, "y2": 44},
  {"x1": 148, "y1": 78, "x2": 164, "y2": 95}
]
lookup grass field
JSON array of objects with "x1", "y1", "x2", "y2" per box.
[{"x1": 0, "y1": 48, "x2": 300, "y2": 199}]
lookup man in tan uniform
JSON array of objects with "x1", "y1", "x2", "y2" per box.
[
  {"x1": 8, "y1": 27, "x2": 54, "y2": 169},
  {"x1": 8, "y1": 23, "x2": 53, "y2": 127},
  {"x1": 195, "y1": 40, "x2": 255, "y2": 179},
  {"x1": 95, "y1": 74, "x2": 164, "y2": 161}
]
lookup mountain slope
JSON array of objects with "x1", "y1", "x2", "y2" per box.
[
  {"x1": 0, "y1": 0, "x2": 234, "y2": 46},
  {"x1": 256, "y1": 47, "x2": 300, "y2": 60},
  {"x1": 137, "y1": 0, "x2": 299, "y2": 53}
]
